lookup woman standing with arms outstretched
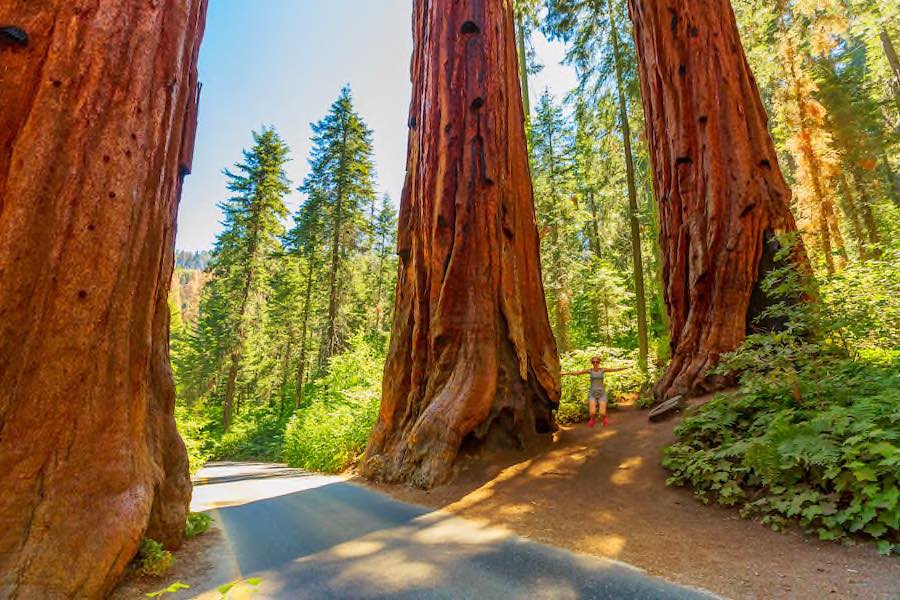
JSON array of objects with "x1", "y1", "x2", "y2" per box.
[{"x1": 562, "y1": 356, "x2": 627, "y2": 428}]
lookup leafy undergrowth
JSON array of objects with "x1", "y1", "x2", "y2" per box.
[
  {"x1": 137, "y1": 539, "x2": 174, "y2": 577},
  {"x1": 184, "y1": 512, "x2": 211, "y2": 539},
  {"x1": 663, "y1": 245, "x2": 900, "y2": 554},
  {"x1": 282, "y1": 336, "x2": 382, "y2": 472}
]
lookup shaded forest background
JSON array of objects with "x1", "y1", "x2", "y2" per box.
[{"x1": 169, "y1": 0, "x2": 899, "y2": 550}]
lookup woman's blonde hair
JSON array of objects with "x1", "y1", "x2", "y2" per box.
[{"x1": 591, "y1": 355, "x2": 602, "y2": 363}]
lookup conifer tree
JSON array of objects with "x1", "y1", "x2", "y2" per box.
[
  {"x1": 532, "y1": 91, "x2": 580, "y2": 353},
  {"x1": 370, "y1": 195, "x2": 398, "y2": 333},
  {"x1": 285, "y1": 189, "x2": 327, "y2": 407},
  {"x1": 300, "y1": 86, "x2": 377, "y2": 366},
  {"x1": 196, "y1": 127, "x2": 291, "y2": 429}
]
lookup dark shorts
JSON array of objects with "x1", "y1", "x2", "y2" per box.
[{"x1": 588, "y1": 390, "x2": 608, "y2": 404}]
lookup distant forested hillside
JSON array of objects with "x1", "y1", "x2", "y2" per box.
[{"x1": 175, "y1": 249, "x2": 212, "y2": 270}]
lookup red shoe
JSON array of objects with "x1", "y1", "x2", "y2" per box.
[
  {"x1": 602, "y1": 415, "x2": 609, "y2": 427},
  {"x1": 588, "y1": 417, "x2": 596, "y2": 428}
]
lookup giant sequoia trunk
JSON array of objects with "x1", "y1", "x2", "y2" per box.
[
  {"x1": 362, "y1": 0, "x2": 560, "y2": 489},
  {"x1": 0, "y1": 1, "x2": 206, "y2": 597},
  {"x1": 628, "y1": 0, "x2": 806, "y2": 400}
]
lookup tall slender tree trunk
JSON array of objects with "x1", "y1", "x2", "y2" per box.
[
  {"x1": 628, "y1": 0, "x2": 808, "y2": 400},
  {"x1": 0, "y1": 1, "x2": 206, "y2": 597},
  {"x1": 516, "y1": 11, "x2": 532, "y2": 133},
  {"x1": 295, "y1": 260, "x2": 316, "y2": 409},
  {"x1": 608, "y1": 0, "x2": 649, "y2": 371},
  {"x1": 322, "y1": 177, "x2": 346, "y2": 366},
  {"x1": 850, "y1": 170, "x2": 881, "y2": 250},
  {"x1": 586, "y1": 191, "x2": 603, "y2": 259},
  {"x1": 222, "y1": 240, "x2": 259, "y2": 430},
  {"x1": 881, "y1": 28, "x2": 900, "y2": 106},
  {"x1": 362, "y1": 0, "x2": 560, "y2": 488},
  {"x1": 783, "y1": 40, "x2": 843, "y2": 274},
  {"x1": 837, "y1": 172, "x2": 869, "y2": 260}
]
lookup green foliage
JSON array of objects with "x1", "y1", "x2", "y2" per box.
[
  {"x1": 137, "y1": 539, "x2": 174, "y2": 577},
  {"x1": 218, "y1": 577, "x2": 261, "y2": 598},
  {"x1": 282, "y1": 337, "x2": 383, "y2": 472},
  {"x1": 175, "y1": 406, "x2": 213, "y2": 475},
  {"x1": 146, "y1": 582, "x2": 191, "y2": 598},
  {"x1": 663, "y1": 253, "x2": 900, "y2": 552},
  {"x1": 184, "y1": 512, "x2": 211, "y2": 539},
  {"x1": 213, "y1": 407, "x2": 287, "y2": 461}
]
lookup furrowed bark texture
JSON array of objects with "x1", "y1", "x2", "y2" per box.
[
  {"x1": 362, "y1": 0, "x2": 561, "y2": 489},
  {"x1": 628, "y1": 0, "x2": 805, "y2": 400},
  {"x1": 0, "y1": 1, "x2": 206, "y2": 597}
]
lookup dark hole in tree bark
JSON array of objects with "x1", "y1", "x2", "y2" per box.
[
  {"x1": 746, "y1": 231, "x2": 790, "y2": 334},
  {"x1": 690, "y1": 26, "x2": 699, "y2": 37},
  {"x1": 698, "y1": 115, "x2": 708, "y2": 125},
  {"x1": 408, "y1": 116, "x2": 417, "y2": 129},
  {"x1": 668, "y1": 8, "x2": 678, "y2": 34},
  {"x1": 0, "y1": 26, "x2": 28, "y2": 47},
  {"x1": 470, "y1": 97, "x2": 484, "y2": 110},
  {"x1": 52, "y1": 79, "x2": 62, "y2": 88},
  {"x1": 759, "y1": 159, "x2": 771, "y2": 169},
  {"x1": 675, "y1": 156, "x2": 692, "y2": 166},
  {"x1": 77, "y1": 290, "x2": 87, "y2": 300},
  {"x1": 678, "y1": 64, "x2": 687, "y2": 77},
  {"x1": 461, "y1": 21, "x2": 480, "y2": 34}
]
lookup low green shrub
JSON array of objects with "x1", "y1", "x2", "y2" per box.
[
  {"x1": 282, "y1": 336, "x2": 383, "y2": 472},
  {"x1": 184, "y1": 511, "x2": 212, "y2": 539},
  {"x1": 175, "y1": 405, "x2": 214, "y2": 475},
  {"x1": 213, "y1": 407, "x2": 286, "y2": 461},
  {"x1": 662, "y1": 246, "x2": 900, "y2": 554},
  {"x1": 137, "y1": 538, "x2": 174, "y2": 577}
]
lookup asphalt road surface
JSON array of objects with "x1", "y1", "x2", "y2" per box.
[{"x1": 189, "y1": 462, "x2": 719, "y2": 599}]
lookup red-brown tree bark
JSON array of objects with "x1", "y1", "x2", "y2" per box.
[
  {"x1": 362, "y1": 0, "x2": 560, "y2": 489},
  {"x1": 0, "y1": 1, "x2": 206, "y2": 597},
  {"x1": 627, "y1": 0, "x2": 807, "y2": 400}
]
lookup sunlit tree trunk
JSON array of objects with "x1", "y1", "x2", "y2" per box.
[
  {"x1": 516, "y1": 11, "x2": 532, "y2": 132},
  {"x1": 628, "y1": 0, "x2": 808, "y2": 400},
  {"x1": 362, "y1": 0, "x2": 560, "y2": 488},
  {"x1": 0, "y1": 1, "x2": 206, "y2": 597},
  {"x1": 837, "y1": 173, "x2": 869, "y2": 261}
]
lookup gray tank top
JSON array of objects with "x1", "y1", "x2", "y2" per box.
[{"x1": 589, "y1": 369, "x2": 605, "y2": 393}]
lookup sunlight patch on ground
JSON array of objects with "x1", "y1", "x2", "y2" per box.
[
  {"x1": 330, "y1": 540, "x2": 386, "y2": 558},
  {"x1": 611, "y1": 456, "x2": 644, "y2": 485},
  {"x1": 579, "y1": 533, "x2": 628, "y2": 558}
]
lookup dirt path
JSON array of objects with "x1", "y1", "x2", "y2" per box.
[{"x1": 365, "y1": 403, "x2": 900, "y2": 600}]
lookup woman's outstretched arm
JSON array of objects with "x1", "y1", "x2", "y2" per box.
[{"x1": 561, "y1": 369, "x2": 591, "y2": 376}]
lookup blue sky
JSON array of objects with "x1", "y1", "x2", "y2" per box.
[{"x1": 177, "y1": 1, "x2": 576, "y2": 251}]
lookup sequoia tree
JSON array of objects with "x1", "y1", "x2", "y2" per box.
[
  {"x1": 0, "y1": 1, "x2": 206, "y2": 597},
  {"x1": 362, "y1": 0, "x2": 560, "y2": 488},
  {"x1": 627, "y1": 0, "x2": 806, "y2": 399}
]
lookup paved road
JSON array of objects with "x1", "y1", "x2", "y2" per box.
[{"x1": 189, "y1": 462, "x2": 719, "y2": 599}]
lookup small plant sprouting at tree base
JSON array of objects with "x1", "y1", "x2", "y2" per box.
[{"x1": 361, "y1": 0, "x2": 561, "y2": 489}]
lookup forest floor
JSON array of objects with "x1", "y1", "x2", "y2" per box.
[{"x1": 364, "y1": 399, "x2": 900, "y2": 600}]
